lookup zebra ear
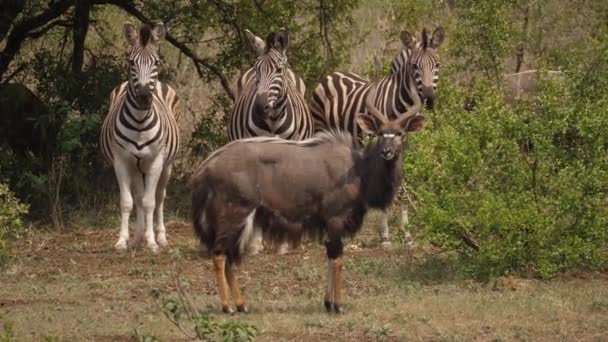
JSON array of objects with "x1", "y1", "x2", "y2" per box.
[
  {"x1": 356, "y1": 113, "x2": 380, "y2": 135},
  {"x1": 400, "y1": 30, "x2": 416, "y2": 50},
  {"x1": 430, "y1": 27, "x2": 445, "y2": 49},
  {"x1": 275, "y1": 28, "x2": 289, "y2": 55},
  {"x1": 245, "y1": 29, "x2": 266, "y2": 56},
  {"x1": 151, "y1": 22, "x2": 166, "y2": 44},
  {"x1": 124, "y1": 22, "x2": 138, "y2": 46}
]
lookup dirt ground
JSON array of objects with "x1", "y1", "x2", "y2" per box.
[{"x1": 1, "y1": 218, "x2": 608, "y2": 341}]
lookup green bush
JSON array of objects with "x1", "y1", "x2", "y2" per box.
[
  {"x1": 404, "y1": 52, "x2": 608, "y2": 278},
  {"x1": 0, "y1": 183, "x2": 28, "y2": 266}
]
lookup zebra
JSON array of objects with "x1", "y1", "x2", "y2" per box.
[
  {"x1": 228, "y1": 28, "x2": 314, "y2": 254},
  {"x1": 310, "y1": 27, "x2": 445, "y2": 246},
  {"x1": 100, "y1": 22, "x2": 180, "y2": 253},
  {"x1": 235, "y1": 29, "x2": 306, "y2": 99}
]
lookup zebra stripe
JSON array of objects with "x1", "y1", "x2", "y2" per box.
[
  {"x1": 236, "y1": 67, "x2": 305, "y2": 99},
  {"x1": 228, "y1": 29, "x2": 313, "y2": 142},
  {"x1": 100, "y1": 22, "x2": 180, "y2": 253},
  {"x1": 311, "y1": 27, "x2": 444, "y2": 138}
]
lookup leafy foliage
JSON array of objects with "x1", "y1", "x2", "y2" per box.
[
  {"x1": 151, "y1": 287, "x2": 258, "y2": 341},
  {"x1": 0, "y1": 183, "x2": 28, "y2": 266},
  {"x1": 404, "y1": 38, "x2": 608, "y2": 277}
]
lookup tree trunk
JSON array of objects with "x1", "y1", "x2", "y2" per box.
[{"x1": 72, "y1": 0, "x2": 90, "y2": 74}]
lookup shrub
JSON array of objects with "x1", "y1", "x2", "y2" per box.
[
  {"x1": 404, "y1": 60, "x2": 608, "y2": 278},
  {"x1": 0, "y1": 183, "x2": 28, "y2": 266}
]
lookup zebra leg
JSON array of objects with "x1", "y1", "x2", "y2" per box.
[
  {"x1": 276, "y1": 241, "x2": 289, "y2": 255},
  {"x1": 246, "y1": 226, "x2": 264, "y2": 256},
  {"x1": 379, "y1": 210, "x2": 391, "y2": 248},
  {"x1": 154, "y1": 165, "x2": 172, "y2": 248},
  {"x1": 141, "y1": 156, "x2": 164, "y2": 254},
  {"x1": 113, "y1": 160, "x2": 133, "y2": 251},
  {"x1": 131, "y1": 172, "x2": 146, "y2": 249}
]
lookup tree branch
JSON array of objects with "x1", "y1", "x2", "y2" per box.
[
  {"x1": 0, "y1": 0, "x2": 76, "y2": 81},
  {"x1": 0, "y1": 0, "x2": 25, "y2": 41},
  {"x1": 99, "y1": 0, "x2": 235, "y2": 101}
]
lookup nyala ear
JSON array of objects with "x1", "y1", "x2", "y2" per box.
[
  {"x1": 275, "y1": 28, "x2": 289, "y2": 55},
  {"x1": 430, "y1": 27, "x2": 445, "y2": 49},
  {"x1": 401, "y1": 114, "x2": 426, "y2": 133},
  {"x1": 356, "y1": 113, "x2": 380, "y2": 135},
  {"x1": 245, "y1": 29, "x2": 266, "y2": 56},
  {"x1": 400, "y1": 30, "x2": 416, "y2": 50},
  {"x1": 124, "y1": 22, "x2": 138, "y2": 46},
  {"x1": 151, "y1": 22, "x2": 166, "y2": 44}
]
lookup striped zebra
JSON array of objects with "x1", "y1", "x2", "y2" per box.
[
  {"x1": 228, "y1": 28, "x2": 314, "y2": 254},
  {"x1": 100, "y1": 22, "x2": 180, "y2": 253},
  {"x1": 310, "y1": 27, "x2": 445, "y2": 246},
  {"x1": 235, "y1": 29, "x2": 306, "y2": 99}
]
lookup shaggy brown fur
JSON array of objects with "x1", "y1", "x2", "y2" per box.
[{"x1": 190, "y1": 83, "x2": 425, "y2": 314}]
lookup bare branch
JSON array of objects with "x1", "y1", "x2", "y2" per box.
[
  {"x1": 98, "y1": 0, "x2": 235, "y2": 101},
  {"x1": 0, "y1": 0, "x2": 76, "y2": 80}
]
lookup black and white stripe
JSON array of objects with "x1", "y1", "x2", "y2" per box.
[
  {"x1": 228, "y1": 28, "x2": 313, "y2": 142},
  {"x1": 311, "y1": 27, "x2": 444, "y2": 139},
  {"x1": 100, "y1": 22, "x2": 180, "y2": 253}
]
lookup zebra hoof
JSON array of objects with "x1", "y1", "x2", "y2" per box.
[
  {"x1": 147, "y1": 243, "x2": 160, "y2": 254},
  {"x1": 276, "y1": 243, "x2": 289, "y2": 255},
  {"x1": 114, "y1": 241, "x2": 128, "y2": 252},
  {"x1": 157, "y1": 234, "x2": 168, "y2": 247}
]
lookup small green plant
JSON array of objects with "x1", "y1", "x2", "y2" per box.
[
  {"x1": 365, "y1": 325, "x2": 392, "y2": 342},
  {"x1": 150, "y1": 277, "x2": 258, "y2": 341},
  {"x1": 0, "y1": 314, "x2": 16, "y2": 342},
  {"x1": 590, "y1": 300, "x2": 608, "y2": 312},
  {"x1": 0, "y1": 182, "x2": 29, "y2": 266}
]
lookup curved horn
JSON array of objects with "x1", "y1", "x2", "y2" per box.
[
  {"x1": 365, "y1": 82, "x2": 388, "y2": 124},
  {"x1": 395, "y1": 74, "x2": 423, "y2": 126}
]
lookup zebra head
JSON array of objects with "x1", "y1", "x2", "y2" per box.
[
  {"x1": 251, "y1": 29, "x2": 289, "y2": 121},
  {"x1": 123, "y1": 22, "x2": 165, "y2": 108},
  {"x1": 400, "y1": 27, "x2": 445, "y2": 110}
]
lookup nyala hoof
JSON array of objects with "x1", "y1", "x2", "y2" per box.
[
  {"x1": 236, "y1": 304, "x2": 249, "y2": 313},
  {"x1": 222, "y1": 305, "x2": 234, "y2": 314},
  {"x1": 324, "y1": 301, "x2": 345, "y2": 314}
]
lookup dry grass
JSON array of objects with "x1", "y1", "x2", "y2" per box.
[{"x1": 1, "y1": 212, "x2": 607, "y2": 341}]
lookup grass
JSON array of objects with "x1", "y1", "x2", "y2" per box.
[{"x1": 1, "y1": 216, "x2": 608, "y2": 341}]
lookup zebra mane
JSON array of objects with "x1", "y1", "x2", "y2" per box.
[
  {"x1": 139, "y1": 25, "x2": 152, "y2": 46},
  {"x1": 421, "y1": 28, "x2": 428, "y2": 49}
]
